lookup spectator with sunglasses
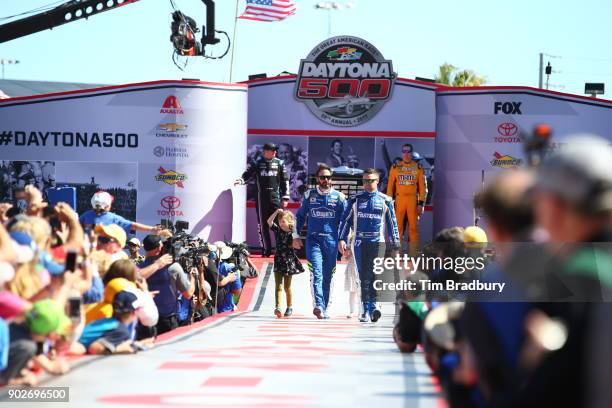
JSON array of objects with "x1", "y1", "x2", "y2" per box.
[{"x1": 293, "y1": 164, "x2": 347, "y2": 319}]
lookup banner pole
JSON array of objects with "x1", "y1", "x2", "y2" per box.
[{"x1": 229, "y1": 0, "x2": 241, "y2": 83}]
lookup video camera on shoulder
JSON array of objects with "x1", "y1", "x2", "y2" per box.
[{"x1": 159, "y1": 219, "x2": 213, "y2": 270}]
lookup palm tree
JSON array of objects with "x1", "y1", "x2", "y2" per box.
[{"x1": 434, "y1": 63, "x2": 486, "y2": 86}]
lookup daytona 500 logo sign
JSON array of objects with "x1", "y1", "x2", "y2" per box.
[{"x1": 295, "y1": 36, "x2": 395, "y2": 127}]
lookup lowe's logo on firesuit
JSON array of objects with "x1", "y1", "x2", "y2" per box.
[
  {"x1": 357, "y1": 212, "x2": 382, "y2": 219},
  {"x1": 311, "y1": 208, "x2": 335, "y2": 218}
]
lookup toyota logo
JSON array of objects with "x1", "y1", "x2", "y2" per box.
[
  {"x1": 160, "y1": 196, "x2": 181, "y2": 210},
  {"x1": 498, "y1": 122, "x2": 518, "y2": 136}
]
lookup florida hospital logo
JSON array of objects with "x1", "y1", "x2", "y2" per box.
[
  {"x1": 155, "y1": 167, "x2": 187, "y2": 188},
  {"x1": 295, "y1": 36, "x2": 395, "y2": 127}
]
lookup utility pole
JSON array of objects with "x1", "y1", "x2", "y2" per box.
[
  {"x1": 538, "y1": 53, "x2": 544, "y2": 88},
  {"x1": 0, "y1": 59, "x2": 19, "y2": 79}
]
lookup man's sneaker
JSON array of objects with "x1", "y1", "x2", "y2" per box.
[
  {"x1": 274, "y1": 308, "x2": 282, "y2": 318},
  {"x1": 284, "y1": 307, "x2": 293, "y2": 317},
  {"x1": 323, "y1": 311, "x2": 330, "y2": 320},
  {"x1": 358, "y1": 312, "x2": 370, "y2": 323},
  {"x1": 313, "y1": 307, "x2": 323, "y2": 319},
  {"x1": 370, "y1": 309, "x2": 382, "y2": 323}
]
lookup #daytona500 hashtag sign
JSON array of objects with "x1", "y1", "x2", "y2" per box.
[{"x1": 295, "y1": 36, "x2": 395, "y2": 127}]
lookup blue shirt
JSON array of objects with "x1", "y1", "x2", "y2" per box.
[
  {"x1": 78, "y1": 318, "x2": 130, "y2": 348},
  {"x1": 217, "y1": 262, "x2": 242, "y2": 313},
  {"x1": 141, "y1": 258, "x2": 180, "y2": 318},
  {"x1": 339, "y1": 190, "x2": 400, "y2": 244},
  {"x1": 294, "y1": 188, "x2": 347, "y2": 240},
  {"x1": 79, "y1": 210, "x2": 133, "y2": 234}
]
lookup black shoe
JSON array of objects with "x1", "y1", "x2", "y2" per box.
[
  {"x1": 313, "y1": 307, "x2": 323, "y2": 319},
  {"x1": 274, "y1": 308, "x2": 282, "y2": 318},
  {"x1": 284, "y1": 307, "x2": 293, "y2": 317},
  {"x1": 371, "y1": 309, "x2": 382, "y2": 323}
]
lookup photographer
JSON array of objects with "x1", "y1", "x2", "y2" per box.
[
  {"x1": 139, "y1": 235, "x2": 195, "y2": 335},
  {"x1": 202, "y1": 245, "x2": 240, "y2": 314}
]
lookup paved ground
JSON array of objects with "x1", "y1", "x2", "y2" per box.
[{"x1": 1, "y1": 262, "x2": 440, "y2": 408}]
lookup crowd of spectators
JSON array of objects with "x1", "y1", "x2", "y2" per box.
[
  {"x1": 392, "y1": 134, "x2": 612, "y2": 407},
  {"x1": 0, "y1": 186, "x2": 249, "y2": 386}
]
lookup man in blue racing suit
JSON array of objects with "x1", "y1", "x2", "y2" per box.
[
  {"x1": 339, "y1": 168, "x2": 400, "y2": 323},
  {"x1": 293, "y1": 164, "x2": 347, "y2": 319}
]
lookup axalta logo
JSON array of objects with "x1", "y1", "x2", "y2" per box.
[
  {"x1": 295, "y1": 36, "x2": 395, "y2": 127},
  {"x1": 495, "y1": 123, "x2": 521, "y2": 143},
  {"x1": 310, "y1": 208, "x2": 335, "y2": 218},
  {"x1": 490, "y1": 152, "x2": 523, "y2": 168},
  {"x1": 155, "y1": 167, "x2": 187, "y2": 188},
  {"x1": 158, "y1": 196, "x2": 184, "y2": 217},
  {"x1": 160, "y1": 96, "x2": 184, "y2": 114}
]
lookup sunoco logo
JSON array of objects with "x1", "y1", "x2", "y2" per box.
[
  {"x1": 155, "y1": 167, "x2": 187, "y2": 188},
  {"x1": 490, "y1": 152, "x2": 523, "y2": 169},
  {"x1": 295, "y1": 36, "x2": 395, "y2": 127}
]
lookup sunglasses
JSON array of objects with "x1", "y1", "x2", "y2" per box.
[
  {"x1": 362, "y1": 179, "x2": 378, "y2": 184},
  {"x1": 318, "y1": 175, "x2": 332, "y2": 180},
  {"x1": 402, "y1": 149, "x2": 412, "y2": 153},
  {"x1": 98, "y1": 236, "x2": 116, "y2": 244}
]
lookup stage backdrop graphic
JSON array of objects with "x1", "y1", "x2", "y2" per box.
[
  {"x1": 434, "y1": 87, "x2": 612, "y2": 232},
  {"x1": 0, "y1": 80, "x2": 248, "y2": 243},
  {"x1": 246, "y1": 76, "x2": 438, "y2": 247}
]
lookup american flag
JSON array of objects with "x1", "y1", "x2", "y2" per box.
[{"x1": 238, "y1": 0, "x2": 297, "y2": 22}]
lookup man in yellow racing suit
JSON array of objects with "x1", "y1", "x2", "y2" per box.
[{"x1": 386, "y1": 143, "x2": 427, "y2": 255}]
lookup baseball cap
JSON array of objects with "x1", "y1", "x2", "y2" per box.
[
  {"x1": 128, "y1": 238, "x2": 141, "y2": 247},
  {"x1": 39, "y1": 250, "x2": 65, "y2": 276},
  {"x1": 26, "y1": 299, "x2": 71, "y2": 336},
  {"x1": 95, "y1": 224, "x2": 127, "y2": 248},
  {"x1": 536, "y1": 134, "x2": 612, "y2": 214},
  {"x1": 423, "y1": 302, "x2": 465, "y2": 351},
  {"x1": 142, "y1": 234, "x2": 162, "y2": 251},
  {"x1": 112, "y1": 290, "x2": 140, "y2": 313},
  {"x1": 91, "y1": 191, "x2": 113, "y2": 210},
  {"x1": 263, "y1": 143, "x2": 277, "y2": 151},
  {"x1": 463, "y1": 226, "x2": 488, "y2": 244}
]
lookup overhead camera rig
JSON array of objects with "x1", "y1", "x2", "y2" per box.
[{"x1": 0, "y1": 0, "x2": 228, "y2": 62}]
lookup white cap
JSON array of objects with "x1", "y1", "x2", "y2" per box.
[
  {"x1": 128, "y1": 238, "x2": 141, "y2": 247},
  {"x1": 91, "y1": 191, "x2": 113, "y2": 210}
]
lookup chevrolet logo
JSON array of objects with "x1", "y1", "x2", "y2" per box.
[{"x1": 158, "y1": 123, "x2": 188, "y2": 132}]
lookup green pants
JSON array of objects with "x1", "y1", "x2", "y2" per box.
[{"x1": 274, "y1": 272, "x2": 293, "y2": 309}]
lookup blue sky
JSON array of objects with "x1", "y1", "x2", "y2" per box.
[{"x1": 1, "y1": 0, "x2": 611, "y2": 97}]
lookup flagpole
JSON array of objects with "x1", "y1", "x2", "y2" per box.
[{"x1": 229, "y1": 0, "x2": 241, "y2": 83}]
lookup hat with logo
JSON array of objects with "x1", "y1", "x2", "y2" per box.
[
  {"x1": 91, "y1": 191, "x2": 114, "y2": 210},
  {"x1": 128, "y1": 238, "x2": 142, "y2": 247},
  {"x1": 263, "y1": 143, "x2": 278, "y2": 151},
  {"x1": 142, "y1": 234, "x2": 163, "y2": 251},
  {"x1": 536, "y1": 134, "x2": 612, "y2": 215},
  {"x1": 112, "y1": 290, "x2": 141, "y2": 314},
  {"x1": 26, "y1": 299, "x2": 71, "y2": 336},
  {"x1": 95, "y1": 224, "x2": 127, "y2": 248}
]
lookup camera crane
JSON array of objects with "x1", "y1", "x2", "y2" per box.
[{"x1": 0, "y1": 0, "x2": 227, "y2": 62}]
